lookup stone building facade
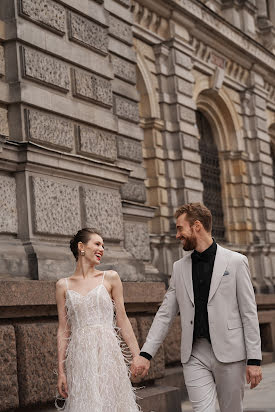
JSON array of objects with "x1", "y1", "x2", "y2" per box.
[{"x1": 0, "y1": 0, "x2": 275, "y2": 411}]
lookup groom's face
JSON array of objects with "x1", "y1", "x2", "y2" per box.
[{"x1": 176, "y1": 213, "x2": 197, "y2": 251}]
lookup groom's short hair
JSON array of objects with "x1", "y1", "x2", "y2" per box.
[{"x1": 175, "y1": 203, "x2": 212, "y2": 233}]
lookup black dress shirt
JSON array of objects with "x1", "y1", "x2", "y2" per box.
[{"x1": 140, "y1": 240, "x2": 260, "y2": 366}]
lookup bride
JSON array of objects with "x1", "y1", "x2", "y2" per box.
[{"x1": 55, "y1": 228, "x2": 141, "y2": 411}]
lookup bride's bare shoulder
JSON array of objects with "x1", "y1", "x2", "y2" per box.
[
  {"x1": 56, "y1": 277, "x2": 67, "y2": 290},
  {"x1": 105, "y1": 270, "x2": 120, "y2": 284}
]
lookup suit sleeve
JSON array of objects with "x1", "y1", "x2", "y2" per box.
[
  {"x1": 141, "y1": 263, "x2": 180, "y2": 358},
  {"x1": 236, "y1": 256, "x2": 262, "y2": 360}
]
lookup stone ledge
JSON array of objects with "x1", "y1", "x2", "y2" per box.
[
  {"x1": 256, "y1": 294, "x2": 275, "y2": 310},
  {"x1": 0, "y1": 280, "x2": 166, "y2": 306},
  {"x1": 137, "y1": 385, "x2": 182, "y2": 412}
]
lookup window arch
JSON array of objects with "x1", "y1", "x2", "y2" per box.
[{"x1": 196, "y1": 110, "x2": 225, "y2": 241}]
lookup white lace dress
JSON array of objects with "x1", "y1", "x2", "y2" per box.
[{"x1": 56, "y1": 273, "x2": 140, "y2": 412}]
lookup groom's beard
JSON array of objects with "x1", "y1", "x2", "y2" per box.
[{"x1": 182, "y1": 230, "x2": 197, "y2": 251}]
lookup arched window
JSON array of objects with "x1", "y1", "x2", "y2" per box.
[{"x1": 196, "y1": 110, "x2": 225, "y2": 241}]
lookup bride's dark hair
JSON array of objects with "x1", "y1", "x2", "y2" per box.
[{"x1": 70, "y1": 228, "x2": 102, "y2": 261}]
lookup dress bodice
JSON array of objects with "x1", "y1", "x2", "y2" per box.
[{"x1": 65, "y1": 283, "x2": 114, "y2": 333}]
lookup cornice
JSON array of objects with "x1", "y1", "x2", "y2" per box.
[{"x1": 132, "y1": 0, "x2": 275, "y2": 72}]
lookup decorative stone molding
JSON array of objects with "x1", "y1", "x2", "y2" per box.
[
  {"x1": 72, "y1": 69, "x2": 113, "y2": 107},
  {"x1": 0, "y1": 175, "x2": 18, "y2": 233},
  {"x1": 131, "y1": 0, "x2": 169, "y2": 39},
  {"x1": 0, "y1": 107, "x2": 9, "y2": 136},
  {"x1": 21, "y1": 47, "x2": 70, "y2": 92},
  {"x1": 225, "y1": 59, "x2": 249, "y2": 84},
  {"x1": 114, "y1": 95, "x2": 139, "y2": 122},
  {"x1": 109, "y1": 15, "x2": 133, "y2": 45},
  {"x1": 0, "y1": 45, "x2": 5, "y2": 76},
  {"x1": 77, "y1": 125, "x2": 117, "y2": 161},
  {"x1": 124, "y1": 221, "x2": 151, "y2": 260},
  {"x1": 68, "y1": 12, "x2": 108, "y2": 55},
  {"x1": 264, "y1": 82, "x2": 275, "y2": 103},
  {"x1": 117, "y1": 136, "x2": 143, "y2": 162},
  {"x1": 81, "y1": 187, "x2": 124, "y2": 240},
  {"x1": 121, "y1": 180, "x2": 146, "y2": 202},
  {"x1": 25, "y1": 109, "x2": 74, "y2": 150},
  {"x1": 19, "y1": 0, "x2": 66, "y2": 34},
  {"x1": 191, "y1": 37, "x2": 249, "y2": 85},
  {"x1": 111, "y1": 54, "x2": 136, "y2": 84},
  {"x1": 180, "y1": 0, "x2": 275, "y2": 68},
  {"x1": 32, "y1": 177, "x2": 81, "y2": 235},
  {"x1": 114, "y1": 0, "x2": 131, "y2": 7}
]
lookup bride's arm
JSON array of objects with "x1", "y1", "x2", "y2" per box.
[
  {"x1": 56, "y1": 279, "x2": 70, "y2": 398},
  {"x1": 109, "y1": 271, "x2": 140, "y2": 359}
]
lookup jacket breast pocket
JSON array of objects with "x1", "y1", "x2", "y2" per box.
[{"x1": 227, "y1": 319, "x2": 243, "y2": 329}]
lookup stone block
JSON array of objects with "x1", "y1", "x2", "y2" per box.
[
  {"x1": 181, "y1": 133, "x2": 199, "y2": 151},
  {"x1": 184, "y1": 161, "x2": 201, "y2": 178},
  {"x1": 22, "y1": 47, "x2": 70, "y2": 91},
  {"x1": 117, "y1": 136, "x2": 143, "y2": 162},
  {"x1": 137, "y1": 385, "x2": 182, "y2": 412},
  {"x1": 177, "y1": 78, "x2": 193, "y2": 96},
  {"x1": 0, "y1": 107, "x2": 8, "y2": 136},
  {"x1": 114, "y1": 95, "x2": 139, "y2": 123},
  {"x1": 175, "y1": 50, "x2": 192, "y2": 70},
  {"x1": 164, "y1": 317, "x2": 181, "y2": 365},
  {"x1": 26, "y1": 109, "x2": 74, "y2": 150},
  {"x1": 121, "y1": 181, "x2": 146, "y2": 202},
  {"x1": 137, "y1": 316, "x2": 165, "y2": 381},
  {"x1": 32, "y1": 176, "x2": 81, "y2": 235},
  {"x1": 15, "y1": 322, "x2": 58, "y2": 406},
  {"x1": 111, "y1": 54, "x2": 136, "y2": 84},
  {"x1": 69, "y1": 12, "x2": 108, "y2": 54},
  {"x1": 109, "y1": 15, "x2": 133, "y2": 45},
  {"x1": 179, "y1": 106, "x2": 196, "y2": 123},
  {"x1": 0, "y1": 175, "x2": 18, "y2": 233},
  {"x1": 124, "y1": 222, "x2": 151, "y2": 261},
  {"x1": 78, "y1": 125, "x2": 117, "y2": 161},
  {"x1": 72, "y1": 68, "x2": 112, "y2": 107},
  {"x1": 19, "y1": 0, "x2": 66, "y2": 34},
  {"x1": 0, "y1": 45, "x2": 5, "y2": 76},
  {"x1": 0, "y1": 325, "x2": 19, "y2": 411},
  {"x1": 82, "y1": 186, "x2": 124, "y2": 240}
]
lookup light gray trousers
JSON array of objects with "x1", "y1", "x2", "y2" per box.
[{"x1": 182, "y1": 338, "x2": 246, "y2": 412}]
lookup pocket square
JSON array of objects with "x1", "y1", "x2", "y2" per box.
[{"x1": 223, "y1": 270, "x2": 230, "y2": 276}]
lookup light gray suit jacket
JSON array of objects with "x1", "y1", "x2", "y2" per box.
[{"x1": 142, "y1": 244, "x2": 262, "y2": 364}]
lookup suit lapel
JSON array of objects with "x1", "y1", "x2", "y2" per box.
[
  {"x1": 208, "y1": 244, "x2": 230, "y2": 303},
  {"x1": 181, "y1": 254, "x2": 194, "y2": 305}
]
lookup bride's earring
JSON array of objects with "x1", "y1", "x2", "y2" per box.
[{"x1": 80, "y1": 250, "x2": 85, "y2": 256}]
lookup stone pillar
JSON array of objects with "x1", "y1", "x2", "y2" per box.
[
  {"x1": 0, "y1": 0, "x2": 155, "y2": 281},
  {"x1": 151, "y1": 22, "x2": 202, "y2": 276},
  {"x1": 241, "y1": 71, "x2": 275, "y2": 292}
]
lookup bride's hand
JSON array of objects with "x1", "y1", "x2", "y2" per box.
[{"x1": 57, "y1": 373, "x2": 68, "y2": 398}]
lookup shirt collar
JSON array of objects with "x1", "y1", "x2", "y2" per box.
[{"x1": 192, "y1": 239, "x2": 217, "y2": 260}]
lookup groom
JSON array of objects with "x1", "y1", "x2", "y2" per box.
[{"x1": 132, "y1": 203, "x2": 262, "y2": 412}]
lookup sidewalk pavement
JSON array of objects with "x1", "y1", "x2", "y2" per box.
[{"x1": 181, "y1": 362, "x2": 275, "y2": 412}]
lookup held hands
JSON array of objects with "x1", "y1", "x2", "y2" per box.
[
  {"x1": 131, "y1": 355, "x2": 150, "y2": 379},
  {"x1": 57, "y1": 373, "x2": 68, "y2": 398},
  {"x1": 246, "y1": 365, "x2": 262, "y2": 389}
]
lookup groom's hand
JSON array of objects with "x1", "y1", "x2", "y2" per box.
[
  {"x1": 131, "y1": 355, "x2": 150, "y2": 378},
  {"x1": 246, "y1": 365, "x2": 262, "y2": 389}
]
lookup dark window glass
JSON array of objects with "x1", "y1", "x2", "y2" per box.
[{"x1": 196, "y1": 110, "x2": 225, "y2": 241}]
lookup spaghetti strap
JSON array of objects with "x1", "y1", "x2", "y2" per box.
[
  {"x1": 102, "y1": 271, "x2": 105, "y2": 284},
  {"x1": 65, "y1": 277, "x2": 69, "y2": 290}
]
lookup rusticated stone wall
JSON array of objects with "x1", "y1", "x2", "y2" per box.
[{"x1": 0, "y1": 0, "x2": 153, "y2": 281}]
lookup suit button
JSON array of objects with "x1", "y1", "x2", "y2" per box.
[{"x1": 190, "y1": 321, "x2": 193, "y2": 324}]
